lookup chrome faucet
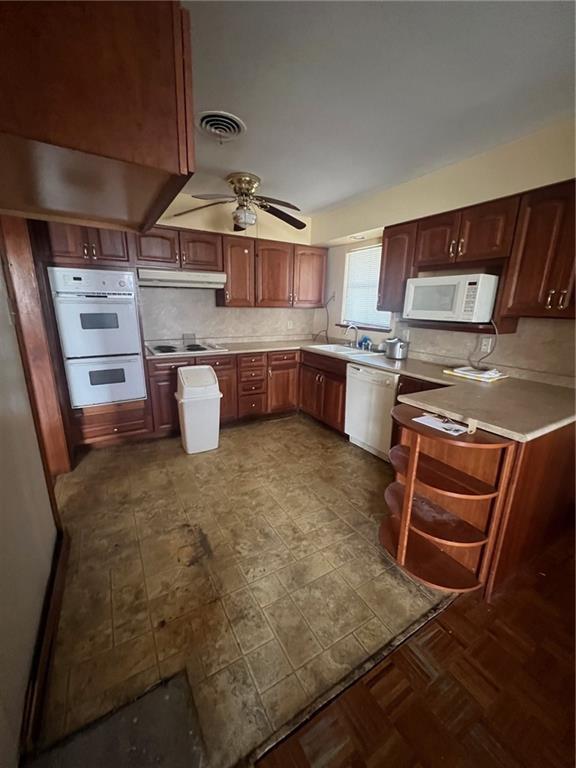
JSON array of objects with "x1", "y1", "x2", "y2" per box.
[{"x1": 344, "y1": 323, "x2": 359, "y2": 348}]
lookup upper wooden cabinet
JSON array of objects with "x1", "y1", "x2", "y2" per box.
[
  {"x1": 377, "y1": 222, "x2": 417, "y2": 312},
  {"x1": 293, "y1": 247, "x2": 327, "y2": 308},
  {"x1": 414, "y1": 212, "x2": 461, "y2": 267},
  {"x1": 500, "y1": 181, "x2": 575, "y2": 319},
  {"x1": 457, "y1": 197, "x2": 520, "y2": 262},
  {"x1": 127, "y1": 228, "x2": 180, "y2": 268},
  {"x1": 218, "y1": 236, "x2": 255, "y2": 307},
  {"x1": 180, "y1": 230, "x2": 223, "y2": 272},
  {"x1": 255, "y1": 240, "x2": 294, "y2": 307},
  {"x1": 38, "y1": 222, "x2": 130, "y2": 266},
  {"x1": 0, "y1": 2, "x2": 194, "y2": 230}
]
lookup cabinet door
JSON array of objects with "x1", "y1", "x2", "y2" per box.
[
  {"x1": 221, "y1": 236, "x2": 255, "y2": 306},
  {"x1": 180, "y1": 230, "x2": 223, "y2": 271},
  {"x1": 293, "y1": 247, "x2": 326, "y2": 308},
  {"x1": 299, "y1": 366, "x2": 322, "y2": 419},
  {"x1": 267, "y1": 364, "x2": 299, "y2": 413},
  {"x1": 457, "y1": 197, "x2": 520, "y2": 262},
  {"x1": 149, "y1": 373, "x2": 180, "y2": 433},
  {"x1": 129, "y1": 227, "x2": 180, "y2": 268},
  {"x1": 321, "y1": 373, "x2": 346, "y2": 432},
  {"x1": 45, "y1": 222, "x2": 90, "y2": 264},
  {"x1": 87, "y1": 228, "x2": 130, "y2": 264},
  {"x1": 414, "y1": 211, "x2": 461, "y2": 267},
  {"x1": 500, "y1": 181, "x2": 575, "y2": 318},
  {"x1": 215, "y1": 368, "x2": 238, "y2": 423},
  {"x1": 255, "y1": 240, "x2": 294, "y2": 307},
  {"x1": 377, "y1": 222, "x2": 417, "y2": 312}
]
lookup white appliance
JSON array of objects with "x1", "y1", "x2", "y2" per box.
[
  {"x1": 49, "y1": 267, "x2": 147, "y2": 408},
  {"x1": 403, "y1": 273, "x2": 498, "y2": 323},
  {"x1": 137, "y1": 268, "x2": 227, "y2": 289},
  {"x1": 345, "y1": 364, "x2": 399, "y2": 460}
]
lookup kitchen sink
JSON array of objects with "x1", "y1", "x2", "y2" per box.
[{"x1": 305, "y1": 344, "x2": 377, "y2": 356}]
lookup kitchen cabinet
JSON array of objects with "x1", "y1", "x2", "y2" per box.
[
  {"x1": 180, "y1": 230, "x2": 223, "y2": 272},
  {"x1": 128, "y1": 228, "x2": 180, "y2": 268},
  {"x1": 202, "y1": 356, "x2": 238, "y2": 423},
  {"x1": 299, "y1": 352, "x2": 347, "y2": 432},
  {"x1": 267, "y1": 352, "x2": 299, "y2": 413},
  {"x1": 377, "y1": 222, "x2": 417, "y2": 312},
  {"x1": 293, "y1": 247, "x2": 327, "y2": 308},
  {"x1": 255, "y1": 240, "x2": 294, "y2": 307},
  {"x1": 238, "y1": 353, "x2": 268, "y2": 418},
  {"x1": 0, "y1": 2, "x2": 194, "y2": 230},
  {"x1": 40, "y1": 222, "x2": 130, "y2": 266},
  {"x1": 73, "y1": 400, "x2": 152, "y2": 444},
  {"x1": 500, "y1": 180, "x2": 575, "y2": 319},
  {"x1": 148, "y1": 357, "x2": 194, "y2": 435},
  {"x1": 217, "y1": 236, "x2": 255, "y2": 307},
  {"x1": 414, "y1": 211, "x2": 461, "y2": 267},
  {"x1": 457, "y1": 196, "x2": 520, "y2": 262}
]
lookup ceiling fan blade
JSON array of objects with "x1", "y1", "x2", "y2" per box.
[
  {"x1": 191, "y1": 194, "x2": 236, "y2": 200},
  {"x1": 233, "y1": 224, "x2": 246, "y2": 232},
  {"x1": 171, "y1": 200, "x2": 231, "y2": 217},
  {"x1": 254, "y1": 195, "x2": 300, "y2": 211},
  {"x1": 261, "y1": 204, "x2": 306, "y2": 230}
]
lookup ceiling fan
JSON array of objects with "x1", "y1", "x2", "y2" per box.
[{"x1": 171, "y1": 172, "x2": 306, "y2": 232}]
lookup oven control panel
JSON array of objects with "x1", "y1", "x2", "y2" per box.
[{"x1": 48, "y1": 267, "x2": 134, "y2": 295}]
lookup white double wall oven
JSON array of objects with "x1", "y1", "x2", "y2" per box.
[{"x1": 48, "y1": 267, "x2": 147, "y2": 408}]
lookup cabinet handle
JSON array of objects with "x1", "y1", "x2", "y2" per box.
[
  {"x1": 82, "y1": 244, "x2": 89, "y2": 259},
  {"x1": 113, "y1": 427, "x2": 119, "y2": 433},
  {"x1": 91, "y1": 244, "x2": 97, "y2": 260},
  {"x1": 545, "y1": 289, "x2": 556, "y2": 309},
  {"x1": 251, "y1": 402, "x2": 256, "y2": 408},
  {"x1": 457, "y1": 238, "x2": 465, "y2": 257},
  {"x1": 215, "y1": 361, "x2": 220, "y2": 365},
  {"x1": 182, "y1": 254, "x2": 186, "y2": 263},
  {"x1": 289, "y1": 292, "x2": 293, "y2": 303},
  {"x1": 225, "y1": 290, "x2": 230, "y2": 303},
  {"x1": 294, "y1": 294, "x2": 298, "y2": 302},
  {"x1": 557, "y1": 289, "x2": 569, "y2": 310},
  {"x1": 268, "y1": 368, "x2": 272, "y2": 378},
  {"x1": 448, "y1": 240, "x2": 456, "y2": 259}
]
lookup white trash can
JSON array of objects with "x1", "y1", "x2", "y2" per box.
[{"x1": 175, "y1": 365, "x2": 222, "y2": 454}]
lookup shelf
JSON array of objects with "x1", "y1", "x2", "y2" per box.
[
  {"x1": 385, "y1": 482, "x2": 488, "y2": 547},
  {"x1": 379, "y1": 508, "x2": 482, "y2": 593},
  {"x1": 389, "y1": 445, "x2": 498, "y2": 500},
  {"x1": 391, "y1": 405, "x2": 514, "y2": 449}
]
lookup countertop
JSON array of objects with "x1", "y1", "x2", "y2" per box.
[{"x1": 145, "y1": 339, "x2": 575, "y2": 442}]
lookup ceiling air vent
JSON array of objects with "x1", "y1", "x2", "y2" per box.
[{"x1": 196, "y1": 111, "x2": 246, "y2": 143}]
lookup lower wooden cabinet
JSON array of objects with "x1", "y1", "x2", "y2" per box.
[
  {"x1": 299, "y1": 353, "x2": 347, "y2": 433},
  {"x1": 267, "y1": 361, "x2": 299, "y2": 414},
  {"x1": 148, "y1": 357, "x2": 194, "y2": 434},
  {"x1": 73, "y1": 399, "x2": 152, "y2": 444}
]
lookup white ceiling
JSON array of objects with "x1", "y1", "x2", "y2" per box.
[{"x1": 182, "y1": 1, "x2": 574, "y2": 214}]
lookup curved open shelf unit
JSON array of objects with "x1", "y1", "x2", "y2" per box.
[
  {"x1": 391, "y1": 404, "x2": 514, "y2": 450},
  {"x1": 379, "y1": 511, "x2": 482, "y2": 593},
  {"x1": 389, "y1": 445, "x2": 498, "y2": 500},
  {"x1": 385, "y1": 481, "x2": 488, "y2": 548}
]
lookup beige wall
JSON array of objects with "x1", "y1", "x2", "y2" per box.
[
  {"x1": 312, "y1": 118, "x2": 575, "y2": 244},
  {"x1": 0, "y1": 265, "x2": 57, "y2": 767},
  {"x1": 139, "y1": 287, "x2": 317, "y2": 342}
]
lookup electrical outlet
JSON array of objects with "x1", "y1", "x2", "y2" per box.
[
  {"x1": 287, "y1": 320, "x2": 294, "y2": 330},
  {"x1": 480, "y1": 336, "x2": 492, "y2": 354}
]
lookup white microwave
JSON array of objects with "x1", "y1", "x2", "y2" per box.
[{"x1": 403, "y1": 273, "x2": 499, "y2": 323}]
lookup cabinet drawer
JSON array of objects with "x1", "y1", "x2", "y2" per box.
[
  {"x1": 239, "y1": 379, "x2": 267, "y2": 395},
  {"x1": 201, "y1": 355, "x2": 236, "y2": 370},
  {"x1": 268, "y1": 350, "x2": 298, "y2": 366},
  {"x1": 79, "y1": 418, "x2": 148, "y2": 442},
  {"x1": 147, "y1": 357, "x2": 194, "y2": 375},
  {"x1": 238, "y1": 394, "x2": 266, "y2": 417},
  {"x1": 238, "y1": 353, "x2": 267, "y2": 368},
  {"x1": 74, "y1": 400, "x2": 150, "y2": 442},
  {"x1": 239, "y1": 367, "x2": 266, "y2": 383},
  {"x1": 301, "y1": 351, "x2": 347, "y2": 378}
]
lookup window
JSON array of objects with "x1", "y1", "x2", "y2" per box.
[{"x1": 341, "y1": 245, "x2": 391, "y2": 329}]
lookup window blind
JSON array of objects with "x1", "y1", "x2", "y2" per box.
[{"x1": 342, "y1": 246, "x2": 392, "y2": 329}]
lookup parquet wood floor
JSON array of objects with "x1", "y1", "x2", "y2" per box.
[{"x1": 258, "y1": 532, "x2": 575, "y2": 768}]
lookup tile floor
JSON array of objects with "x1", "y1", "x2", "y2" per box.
[{"x1": 43, "y1": 415, "x2": 447, "y2": 768}]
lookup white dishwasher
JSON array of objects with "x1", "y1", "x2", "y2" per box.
[{"x1": 344, "y1": 364, "x2": 399, "y2": 460}]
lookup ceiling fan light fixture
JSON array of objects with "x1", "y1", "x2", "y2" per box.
[{"x1": 233, "y1": 205, "x2": 257, "y2": 229}]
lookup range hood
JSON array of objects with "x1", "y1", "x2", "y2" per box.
[{"x1": 138, "y1": 269, "x2": 227, "y2": 289}]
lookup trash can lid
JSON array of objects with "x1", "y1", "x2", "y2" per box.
[{"x1": 177, "y1": 365, "x2": 220, "y2": 399}]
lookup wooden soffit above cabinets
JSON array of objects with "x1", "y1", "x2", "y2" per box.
[{"x1": 0, "y1": 2, "x2": 195, "y2": 232}]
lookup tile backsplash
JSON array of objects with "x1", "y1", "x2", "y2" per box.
[{"x1": 139, "y1": 287, "x2": 318, "y2": 343}]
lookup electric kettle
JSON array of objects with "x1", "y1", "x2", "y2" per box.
[{"x1": 379, "y1": 337, "x2": 409, "y2": 360}]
